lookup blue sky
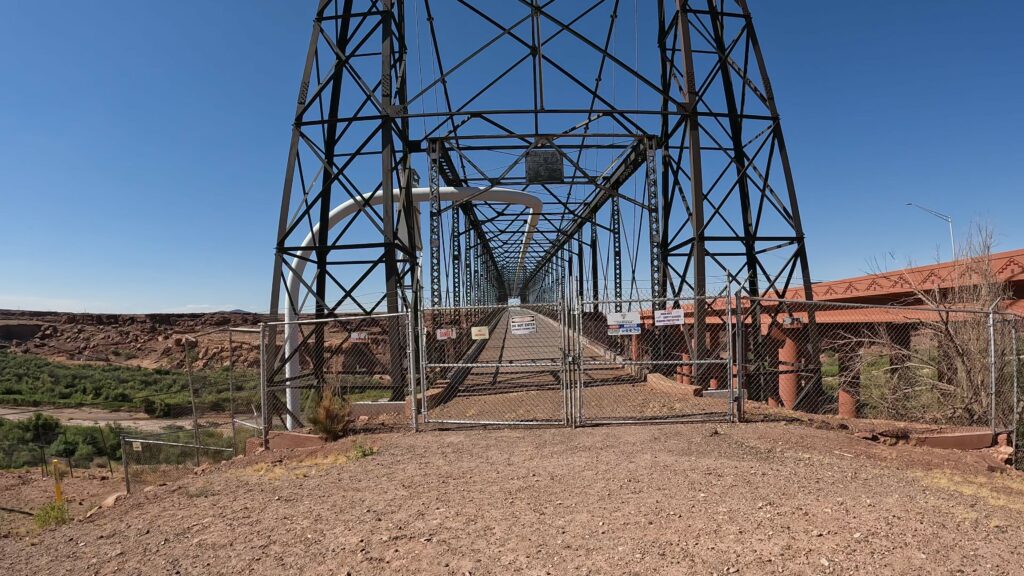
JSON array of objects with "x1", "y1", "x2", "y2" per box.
[{"x1": 1, "y1": 1, "x2": 1021, "y2": 313}]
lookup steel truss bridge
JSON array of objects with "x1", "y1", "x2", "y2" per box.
[{"x1": 266, "y1": 0, "x2": 819, "y2": 426}]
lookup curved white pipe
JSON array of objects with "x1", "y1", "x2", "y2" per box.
[{"x1": 283, "y1": 186, "x2": 541, "y2": 429}]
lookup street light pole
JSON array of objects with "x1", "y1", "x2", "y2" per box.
[{"x1": 906, "y1": 202, "x2": 956, "y2": 261}]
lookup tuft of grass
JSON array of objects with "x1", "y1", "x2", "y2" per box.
[
  {"x1": 185, "y1": 485, "x2": 214, "y2": 498},
  {"x1": 33, "y1": 501, "x2": 70, "y2": 529},
  {"x1": 307, "y1": 387, "x2": 351, "y2": 442},
  {"x1": 350, "y1": 443, "x2": 376, "y2": 459}
]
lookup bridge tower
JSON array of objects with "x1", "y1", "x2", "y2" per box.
[{"x1": 266, "y1": 0, "x2": 818, "y2": 426}]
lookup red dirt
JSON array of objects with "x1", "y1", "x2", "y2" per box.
[
  {"x1": 3, "y1": 422, "x2": 1024, "y2": 575},
  {"x1": 0, "y1": 467, "x2": 121, "y2": 538}
]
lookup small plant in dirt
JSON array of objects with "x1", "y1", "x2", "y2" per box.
[
  {"x1": 33, "y1": 501, "x2": 70, "y2": 529},
  {"x1": 185, "y1": 485, "x2": 214, "y2": 498},
  {"x1": 350, "y1": 443, "x2": 376, "y2": 459},
  {"x1": 307, "y1": 386, "x2": 351, "y2": 441}
]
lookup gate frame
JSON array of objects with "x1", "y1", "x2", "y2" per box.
[
  {"x1": 573, "y1": 297, "x2": 736, "y2": 426},
  {"x1": 418, "y1": 302, "x2": 572, "y2": 427}
]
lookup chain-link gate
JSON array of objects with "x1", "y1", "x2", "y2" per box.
[
  {"x1": 573, "y1": 298, "x2": 735, "y2": 424},
  {"x1": 417, "y1": 299, "x2": 735, "y2": 427},
  {"x1": 419, "y1": 303, "x2": 573, "y2": 426}
]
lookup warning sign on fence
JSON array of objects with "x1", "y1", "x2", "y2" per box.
[
  {"x1": 654, "y1": 309, "x2": 684, "y2": 326},
  {"x1": 607, "y1": 311, "x2": 642, "y2": 336},
  {"x1": 435, "y1": 328, "x2": 456, "y2": 340},
  {"x1": 510, "y1": 315, "x2": 537, "y2": 335},
  {"x1": 132, "y1": 442, "x2": 142, "y2": 452},
  {"x1": 471, "y1": 326, "x2": 490, "y2": 340},
  {"x1": 350, "y1": 331, "x2": 369, "y2": 343}
]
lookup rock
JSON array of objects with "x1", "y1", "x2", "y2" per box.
[
  {"x1": 993, "y1": 445, "x2": 1014, "y2": 466},
  {"x1": 100, "y1": 491, "x2": 127, "y2": 509}
]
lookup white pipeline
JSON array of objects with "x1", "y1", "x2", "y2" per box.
[{"x1": 282, "y1": 187, "x2": 541, "y2": 429}]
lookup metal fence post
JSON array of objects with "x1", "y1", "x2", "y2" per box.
[
  {"x1": 988, "y1": 306, "x2": 998, "y2": 434},
  {"x1": 121, "y1": 437, "x2": 132, "y2": 494},
  {"x1": 259, "y1": 322, "x2": 270, "y2": 449},
  {"x1": 183, "y1": 338, "x2": 202, "y2": 467},
  {"x1": 1012, "y1": 324, "x2": 1020, "y2": 470},
  {"x1": 38, "y1": 445, "x2": 47, "y2": 478},
  {"x1": 96, "y1": 424, "x2": 114, "y2": 475},
  {"x1": 734, "y1": 289, "x2": 746, "y2": 423},
  {"x1": 725, "y1": 291, "x2": 735, "y2": 423},
  {"x1": 228, "y1": 329, "x2": 239, "y2": 456},
  {"x1": 407, "y1": 310, "x2": 418, "y2": 432}
]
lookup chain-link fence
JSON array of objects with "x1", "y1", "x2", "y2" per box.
[
  {"x1": 261, "y1": 312, "x2": 415, "y2": 442},
  {"x1": 185, "y1": 327, "x2": 264, "y2": 455},
  {"x1": 420, "y1": 303, "x2": 569, "y2": 426},
  {"x1": 737, "y1": 298, "x2": 1020, "y2": 439},
  {"x1": 994, "y1": 314, "x2": 1023, "y2": 470},
  {"x1": 575, "y1": 298, "x2": 734, "y2": 424},
  {"x1": 116, "y1": 327, "x2": 263, "y2": 492}
]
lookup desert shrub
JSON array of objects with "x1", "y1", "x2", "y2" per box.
[
  {"x1": 33, "y1": 501, "x2": 70, "y2": 529},
  {"x1": 307, "y1": 387, "x2": 350, "y2": 441},
  {"x1": 350, "y1": 443, "x2": 376, "y2": 459},
  {"x1": 0, "y1": 417, "x2": 131, "y2": 470}
]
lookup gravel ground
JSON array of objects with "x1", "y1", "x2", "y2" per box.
[{"x1": 3, "y1": 422, "x2": 1024, "y2": 575}]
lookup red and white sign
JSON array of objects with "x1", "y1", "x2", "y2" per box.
[{"x1": 435, "y1": 328, "x2": 456, "y2": 340}]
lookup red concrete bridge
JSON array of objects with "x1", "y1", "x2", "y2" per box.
[{"x1": 647, "y1": 250, "x2": 1024, "y2": 421}]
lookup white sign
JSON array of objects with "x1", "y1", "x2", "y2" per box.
[
  {"x1": 607, "y1": 311, "x2": 642, "y2": 336},
  {"x1": 471, "y1": 326, "x2": 490, "y2": 340},
  {"x1": 607, "y1": 311, "x2": 642, "y2": 325},
  {"x1": 654, "y1": 309, "x2": 685, "y2": 326},
  {"x1": 350, "y1": 331, "x2": 369, "y2": 343},
  {"x1": 435, "y1": 328, "x2": 456, "y2": 340},
  {"x1": 132, "y1": 442, "x2": 142, "y2": 452},
  {"x1": 510, "y1": 315, "x2": 537, "y2": 335}
]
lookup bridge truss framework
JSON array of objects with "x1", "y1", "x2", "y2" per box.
[{"x1": 267, "y1": 0, "x2": 820, "y2": 421}]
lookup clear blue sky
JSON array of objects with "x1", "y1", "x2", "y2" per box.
[{"x1": 1, "y1": 1, "x2": 1021, "y2": 313}]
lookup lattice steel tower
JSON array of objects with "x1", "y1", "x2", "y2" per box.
[{"x1": 267, "y1": 0, "x2": 816, "y2": 414}]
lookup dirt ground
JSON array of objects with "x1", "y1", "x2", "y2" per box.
[
  {"x1": 0, "y1": 467, "x2": 120, "y2": 538},
  {"x1": 3, "y1": 422, "x2": 1024, "y2": 575}
]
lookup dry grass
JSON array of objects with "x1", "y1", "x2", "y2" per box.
[
  {"x1": 307, "y1": 387, "x2": 351, "y2": 441},
  {"x1": 917, "y1": 470, "x2": 1024, "y2": 513},
  {"x1": 238, "y1": 444, "x2": 377, "y2": 481}
]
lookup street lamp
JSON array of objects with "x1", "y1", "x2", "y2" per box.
[{"x1": 906, "y1": 202, "x2": 956, "y2": 261}]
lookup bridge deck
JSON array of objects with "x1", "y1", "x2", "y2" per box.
[{"x1": 427, "y1": 309, "x2": 730, "y2": 423}]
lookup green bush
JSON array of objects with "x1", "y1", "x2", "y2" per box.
[
  {"x1": 33, "y1": 501, "x2": 70, "y2": 529},
  {"x1": 0, "y1": 416, "x2": 130, "y2": 470},
  {"x1": 0, "y1": 351, "x2": 258, "y2": 413}
]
